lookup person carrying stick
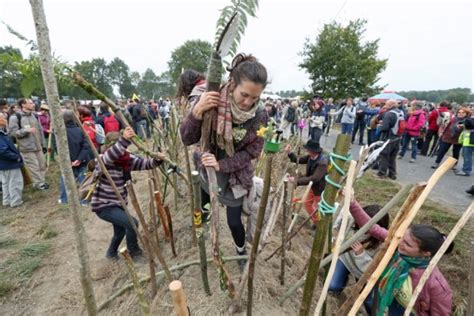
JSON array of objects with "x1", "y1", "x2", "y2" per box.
[
  {"x1": 348, "y1": 198, "x2": 453, "y2": 315},
  {"x1": 284, "y1": 139, "x2": 328, "y2": 225},
  {"x1": 91, "y1": 127, "x2": 163, "y2": 261}
]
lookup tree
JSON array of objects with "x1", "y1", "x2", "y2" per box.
[
  {"x1": 299, "y1": 19, "x2": 387, "y2": 100},
  {"x1": 167, "y1": 39, "x2": 212, "y2": 84},
  {"x1": 137, "y1": 68, "x2": 160, "y2": 99},
  {"x1": 0, "y1": 46, "x2": 24, "y2": 98},
  {"x1": 74, "y1": 58, "x2": 113, "y2": 98},
  {"x1": 108, "y1": 57, "x2": 134, "y2": 97}
]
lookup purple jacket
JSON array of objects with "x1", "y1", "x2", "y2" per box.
[
  {"x1": 349, "y1": 200, "x2": 453, "y2": 316},
  {"x1": 180, "y1": 106, "x2": 267, "y2": 190}
]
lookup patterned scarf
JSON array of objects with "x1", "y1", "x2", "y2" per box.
[
  {"x1": 215, "y1": 84, "x2": 258, "y2": 156},
  {"x1": 375, "y1": 251, "x2": 430, "y2": 316}
]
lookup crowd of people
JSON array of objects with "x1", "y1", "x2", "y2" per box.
[{"x1": 0, "y1": 63, "x2": 470, "y2": 314}]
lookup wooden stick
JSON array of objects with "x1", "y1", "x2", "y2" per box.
[
  {"x1": 169, "y1": 280, "x2": 190, "y2": 316},
  {"x1": 314, "y1": 160, "x2": 357, "y2": 315},
  {"x1": 280, "y1": 179, "x2": 289, "y2": 285},
  {"x1": 469, "y1": 238, "x2": 474, "y2": 316},
  {"x1": 247, "y1": 153, "x2": 274, "y2": 316},
  {"x1": 192, "y1": 171, "x2": 211, "y2": 296},
  {"x1": 45, "y1": 129, "x2": 53, "y2": 169},
  {"x1": 288, "y1": 181, "x2": 313, "y2": 233},
  {"x1": 299, "y1": 134, "x2": 351, "y2": 316},
  {"x1": 154, "y1": 191, "x2": 171, "y2": 241},
  {"x1": 126, "y1": 181, "x2": 158, "y2": 297},
  {"x1": 263, "y1": 185, "x2": 285, "y2": 242},
  {"x1": 181, "y1": 133, "x2": 197, "y2": 245},
  {"x1": 164, "y1": 205, "x2": 177, "y2": 257},
  {"x1": 120, "y1": 248, "x2": 150, "y2": 316},
  {"x1": 348, "y1": 157, "x2": 456, "y2": 315},
  {"x1": 336, "y1": 183, "x2": 425, "y2": 314},
  {"x1": 404, "y1": 202, "x2": 474, "y2": 315},
  {"x1": 207, "y1": 167, "x2": 235, "y2": 298}
]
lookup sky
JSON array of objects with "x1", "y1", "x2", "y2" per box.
[{"x1": 0, "y1": 0, "x2": 473, "y2": 94}]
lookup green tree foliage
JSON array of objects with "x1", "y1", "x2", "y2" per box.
[
  {"x1": 137, "y1": 68, "x2": 159, "y2": 99},
  {"x1": 0, "y1": 46, "x2": 23, "y2": 98},
  {"x1": 277, "y1": 90, "x2": 306, "y2": 98},
  {"x1": 108, "y1": 57, "x2": 136, "y2": 97},
  {"x1": 167, "y1": 39, "x2": 212, "y2": 84},
  {"x1": 299, "y1": 19, "x2": 387, "y2": 100},
  {"x1": 398, "y1": 88, "x2": 472, "y2": 104},
  {"x1": 73, "y1": 58, "x2": 113, "y2": 97}
]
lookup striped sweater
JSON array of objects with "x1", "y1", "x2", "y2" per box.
[{"x1": 91, "y1": 137, "x2": 162, "y2": 212}]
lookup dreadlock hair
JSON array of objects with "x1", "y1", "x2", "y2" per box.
[
  {"x1": 226, "y1": 53, "x2": 268, "y2": 88},
  {"x1": 175, "y1": 69, "x2": 206, "y2": 99}
]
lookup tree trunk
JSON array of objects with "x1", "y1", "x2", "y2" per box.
[{"x1": 28, "y1": 0, "x2": 97, "y2": 314}]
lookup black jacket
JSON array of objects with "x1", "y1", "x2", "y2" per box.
[
  {"x1": 288, "y1": 152, "x2": 328, "y2": 195},
  {"x1": 65, "y1": 121, "x2": 91, "y2": 167}
]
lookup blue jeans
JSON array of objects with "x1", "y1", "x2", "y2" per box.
[
  {"x1": 341, "y1": 123, "x2": 354, "y2": 135},
  {"x1": 96, "y1": 206, "x2": 141, "y2": 257},
  {"x1": 329, "y1": 260, "x2": 349, "y2": 293},
  {"x1": 462, "y1": 146, "x2": 473, "y2": 175},
  {"x1": 59, "y1": 166, "x2": 86, "y2": 204},
  {"x1": 135, "y1": 119, "x2": 148, "y2": 139},
  {"x1": 399, "y1": 134, "x2": 418, "y2": 159}
]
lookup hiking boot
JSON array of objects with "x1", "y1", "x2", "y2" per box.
[
  {"x1": 375, "y1": 172, "x2": 386, "y2": 179},
  {"x1": 431, "y1": 163, "x2": 439, "y2": 169},
  {"x1": 409, "y1": 158, "x2": 415, "y2": 163},
  {"x1": 455, "y1": 170, "x2": 470, "y2": 176},
  {"x1": 388, "y1": 174, "x2": 397, "y2": 180},
  {"x1": 466, "y1": 186, "x2": 474, "y2": 195}
]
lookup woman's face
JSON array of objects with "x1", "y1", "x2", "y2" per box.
[
  {"x1": 231, "y1": 80, "x2": 264, "y2": 111},
  {"x1": 458, "y1": 110, "x2": 467, "y2": 118},
  {"x1": 398, "y1": 230, "x2": 430, "y2": 257},
  {"x1": 347, "y1": 99, "x2": 353, "y2": 106}
]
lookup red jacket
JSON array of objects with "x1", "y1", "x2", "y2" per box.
[
  {"x1": 427, "y1": 106, "x2": 449, "y2": 131},
  {"x1": 349, "y1": 200, "x2": 453, "y2": 316},
  {"x1": 406, "y1": 110, "x2": 426, "y2": 137}
]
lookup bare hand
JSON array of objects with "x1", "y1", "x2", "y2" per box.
[
  {"x1": 284, "y1": 144, "x2": 292, "y2": 153},
  {"x1": 193, "y1": 92, "x2": 220, "y2": 120},
  {"x1": 287, "y1": 176, "x2": 295, "y2": 183},
  {"x1": 351, "y1": 241, "x2": 364, "y2": 255},
  {"x1": 71, "y1": 160, "x2": 81, "y2": 167},
  {"x1": 201, "y1": 152, "x2": 220, "y2": 171},
  {"x1": 122, "y1": 127, "x2": 136, "y2": 140},
  {"x1": 29, "y1": 127, "x2": 36, "y2": 133}
]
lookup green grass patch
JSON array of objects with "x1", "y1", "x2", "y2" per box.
[
  {"x1": 36, "y1": 223, "x2": 59, "y2": 240},
  {"x1": 0, "y1": 242, "x2": 50, "y2": 298}
]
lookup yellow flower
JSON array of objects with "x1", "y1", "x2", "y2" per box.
[{"x1": 257, "y1": 126, "x2": 268, "y2": 138}]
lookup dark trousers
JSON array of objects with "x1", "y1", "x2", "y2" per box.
[
  {"x1": 378, "y1": 139, "x2": 400, "y2": 177},
  {"x1": 325, "y1": 116, "x2": 332, "y2": 134},
  {"x1": 367, "y1": 128, "x2": 377, "y2": 145},
  {"x1": 421, "y1": 129, "x2": 438, "y2": 156},
  {"x1": 96, "y1": 206, "x2": 140, "y2": 257},
  {"x1": 352, "y1": 119, "x2": 366, "y2": 144},
  {"x1": 310, "y1": 127, "x2": 323, "y2": 143},
  {"x1": 435, "y1": 141, "x2": 462, "y2": 164},
  {"x1": 201, "y1": 189, "x2": 246, "y2": 248}
]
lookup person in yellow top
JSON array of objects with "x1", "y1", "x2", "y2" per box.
[{"x1": 455, "y1": 108, "x2": 474, "y2": 176}]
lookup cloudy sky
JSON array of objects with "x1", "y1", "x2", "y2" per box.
[{"x1": 1, "y1": 0, "x2": 472, "y2": 94}]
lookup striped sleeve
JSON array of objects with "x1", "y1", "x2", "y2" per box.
[
  {"x1": 102, "y1": 138, "x2": 130, "y2": 165},
  {"x1": 129, "y1": 154, "x2": 162, "y2": 171}
]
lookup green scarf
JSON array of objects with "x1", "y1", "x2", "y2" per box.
[{"x1": 375, "y1": 251, "x2": 430, "y2": 316}]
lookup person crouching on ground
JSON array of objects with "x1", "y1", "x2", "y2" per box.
[
  {"x1": 284, "y1": 139, "x2": 328, "y2": 224},
  {"x1": 91, "y1": 127, "x2": 164, "y2": 260},
  {"x1": 0, "y1": 113, "x2": 24, "y2": 208}
]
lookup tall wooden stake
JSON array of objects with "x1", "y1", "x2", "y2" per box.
[
  {"x1": 192, "y1": 171, "x2": 211, "y2": 296},
  {"x1": 247, "y1": 153, "x2": 274, "y2": 316},
  {"x1": 181, "y1": 133, "x2": 197, "y2": 245},
  {"x1": 469, "y1": 239, "x2": 474, "y2": 316},
  {"x1": 169, "y1": 280, "x2": 190, "y2": 316},
  {"x1": 29, "y1": 1, "x2": 97, "y2": 314},
  {"x1": 299, "y1": 134, "x2": 351, "y2": 316},
  {"x1": 120, "y1": 248, "x2": 150, "y2": 316},
  {"x1": 280, "y1": 179, "x2": 289, "y2": 285}
]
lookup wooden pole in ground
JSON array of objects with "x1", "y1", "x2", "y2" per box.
[
  {"x1": 277, "y1": 184, "x2": 412, "y2": 305},
  {"x1": 126, "y1": 181, "x2": 158, "y2": 297},
  {"x1": 120, "y1": 248, "x2": 150, "y2": 316},
  {"x1": 164, "y1": 205, "x2": 178, "y2": 257},
  {"x1": 468, "y1": 238, "x2": 474, "y2": 316},
  {"x1": 181, "y1": 133, "x2": 197, "y2": 245},
  {"x1": 347, "y1": 157, "x2": 456, "y2": 315},
  {"x1": 154, "y1": 191, "x2": 171, "y2": 241},
  {"x1": 279, "y1": 179, "x2": 289, "y2": 285},
  {"x1": 192, "y1": 171, "x2": 211, "y2": 296},
  {"x1": 169, "y1": 280, "x2": 190, "y2": 316},
  {"x1": 247, "y1": 153, "x2": 274, "y2": 316},
  {"x1": 404, "y1": 202, "x2": 474, "y2": 316},
  {"x1": 288, "y1": 182, "x2": 313, "y2": 233},
  {"x1": 299, "y1": 134, "x2": 351, "y2": 316},
  {"x1": 28, "y1": 2, "x2": 97, "y2": 313},
  {"x1": 314, "y1": 160, "x2": 357, "y2": 315}
]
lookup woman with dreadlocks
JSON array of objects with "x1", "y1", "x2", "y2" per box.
[
  {"x1": 180, "y1": 54, "x2": 268, "y2": 270},
  {"x1": 349, "y1": 198, "x2": 452, "y2": 316}
]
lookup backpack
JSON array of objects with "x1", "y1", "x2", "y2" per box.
[
  {"x1": 436, "y1": 111, "x2": 451, "y2": 128},
  {"x1": 285, "y1": 107, "x2": 296, "y2": 122},
  {"x1": 103, "y1": 115, "x2": 120, "y2": 134},
  {"x1": 94, "y1": 124, "x2": 105, "y2": 144},
  {"x1": 390, "y1": 109, "x2": 407, "y2": 136}
]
